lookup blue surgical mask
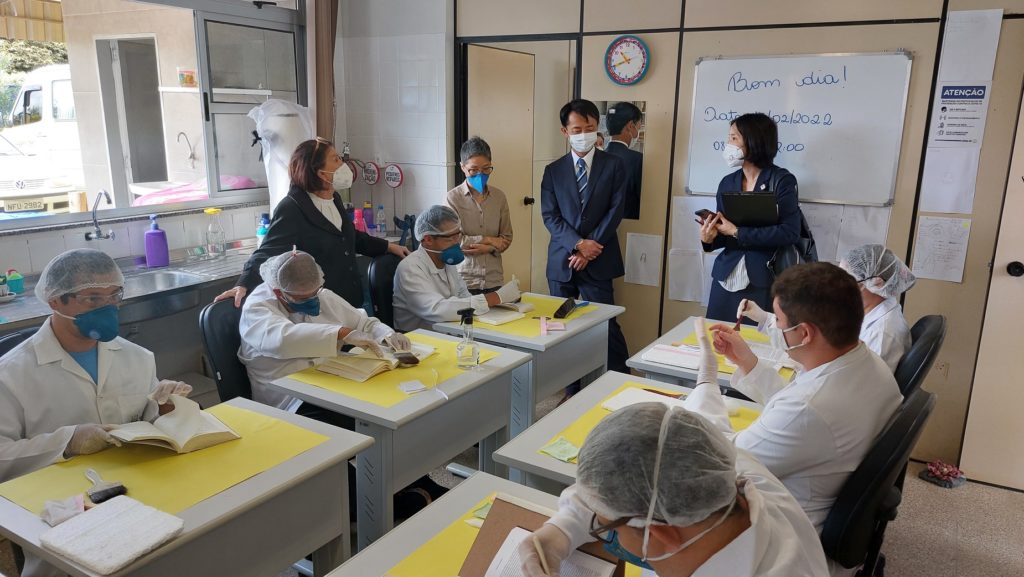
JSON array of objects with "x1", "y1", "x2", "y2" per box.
[
  {"x1": 285, "y1": 295, "x2": 321, "y2": 316},
  {"x1": 425, "y1": 244, "x2": 466, "y2": 266},
  {"x1": 58, "y1": 304, "x2": 120, "y2": 342},
  {"x1": 604, "y1": 531, "x2": 653, "y2": 570},
  {"x1": 467, "y1": 173, "x2": 489, "y2": 193}
]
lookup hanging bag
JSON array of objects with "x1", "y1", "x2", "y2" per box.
[{"x1": 766, "y1": 169, "x2": 818, "y2": 276}]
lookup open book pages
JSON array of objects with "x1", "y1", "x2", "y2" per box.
[
  {"x1": 493, "y1": 301, "x2": 535, "y2": 314},
  {"x1": 484, "y1": 526, "x2": 615, "y2": 577},
  {"x1": 601, "y1": 387, "x2": 745, "y2": 417},
  {"x1": 109, "y1": 395, "x2": 239, "y2": 454},
  {"x1": 476, "y1": 308, "x2": 527, "y2": 326},
  {"x1": 316, "y1": 342, "x2": 436, "y2": 382}
]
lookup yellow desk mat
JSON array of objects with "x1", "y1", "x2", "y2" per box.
[
  {"x1": 382, "y1": 494, "x2": 643, "y2": 577},
  {"x1": 0, "y1": 404, "x2": 329, "y2": 515},
  {"x1": 674, "y1": 326, "x2": 795, "y2": 380},
  {"x1": 476, "y1": 294, "x2": 598, "y2": 338},
  {"x1": 288, "y1": 332, "x2": 500, "y2": 409},
  {"x1": 541, "y1": 382, "x2": 762, "y2": 462}
]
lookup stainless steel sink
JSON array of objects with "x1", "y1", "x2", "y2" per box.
[{"x1": 123, "y1": 270, "x2": 205, "y2": 298}]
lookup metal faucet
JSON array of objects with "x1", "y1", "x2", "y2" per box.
[
  {"x1": 85, "y1": 190, "x2": 115, "y2": 241},
  {"x1": 177, "y1": 132, "x2": 196, "y2": 169}
]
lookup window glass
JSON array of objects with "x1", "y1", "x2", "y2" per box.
[
  {"x1": 11, "y1": 89, "x2": 42, "y2": 126},
  {"x1": 51, "y1": 80, "x2": 76, "y2": 121}
]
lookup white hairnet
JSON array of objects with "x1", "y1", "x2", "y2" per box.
[
  {"x1": 247, "y1": 99, "x2": 314, "y2": 171},
  {"x1": 576, "y1": 403, "x2": 738, "y2": 529},
  {"x1": 414, "y1": 205, "x2": 461, "y2": 241},
  {"x1": 35, "y1": 249, "x2": 124, "y2": 303},
  {"x1": 841, "y1": 244, "x2": 916, "y2": 298},
  {"x1": 259, "y1": 249, "x2": 324, "y2": 294}
]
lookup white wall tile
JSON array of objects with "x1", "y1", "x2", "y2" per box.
[
  {"x1": 126, "y1": 219, "x2": 151, "y2": 257},
  {"x1": 230, "y1": 208, "x2": 257, "y2": 240},
  {"x1": 398, "y1": 61, "x2": 418, "y2": 87},
  {"x1": 0, "y1": 237, "x2": 32, "y2": 277},
  {"x1": 160, "y1": 218, "x2": 188, "y2": 250},
  {"x1": 27, "y1": 233, "x2": 67, "y2": 273}
]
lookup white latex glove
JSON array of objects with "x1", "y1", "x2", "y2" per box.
[
  {"x1": 737, "y1": 298, "x2": 768, "y2": 324},
  {"x1": 65, "y1": 424, "x2": 120, "y2": 458},
  {"x1": 518, "y1": 524, "x2": 571, "y2": 577},
  {"x1": 384, "y1": 332, "x2": 412, "y2": 352},
  {"x1": 369, "y1": 322, "x2": 396, "y2": 343},
  {"x1": 495, "y1": 278, "x2": 521, "y2": 304},
  {"x1": 695, "y1": 317, "x2": 719, "y2": 386},
  {"x1": 150, "y1": 380, "x2": 193, "y2": 405},
  {"x1": 343, "y1": 330, "x2": 386, "y2": 358}
]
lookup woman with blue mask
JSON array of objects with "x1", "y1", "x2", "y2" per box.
[
  {"x1": 393, "y1": 205, "x2": 521, "y2": 332},
  {"x1": 445, "y1": 136, "x2": 514, "y2": 294},
  {"x1": 520, "y1": 403, "x2": 828, "y2": 577}
]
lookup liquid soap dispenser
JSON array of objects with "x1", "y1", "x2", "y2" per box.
[{"x1": 144, "y1": 214, "x2": 170, "y2": 267}]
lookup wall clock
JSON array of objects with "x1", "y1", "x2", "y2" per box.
[{"x1": 605, "y1": 35, "x2": 649, "y2": 86}]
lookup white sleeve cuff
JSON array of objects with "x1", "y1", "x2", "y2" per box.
[{"x1": 545, "y1": 485, "x2": 597, "y2": 551}]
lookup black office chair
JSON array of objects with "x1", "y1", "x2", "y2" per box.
[
  {"x1": 368, "y1": 253, "x2": 403, "y2": 328},
  {"x1": 198, "y1": 300, "x2": 252, "y2": 402},
  {"x1": 0, "y1": 326, "x2": 39, "y2": 358},
  {"x1": 893, "y1": 315, "x2": 946, "y2": 397},
  {"x1": 820, "y1": 388, "x2": 936, "y2": 576}
]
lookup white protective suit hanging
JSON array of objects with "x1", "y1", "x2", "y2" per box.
[{"x1": 248, "y1": 100, "x2": 315, "y2": 213}]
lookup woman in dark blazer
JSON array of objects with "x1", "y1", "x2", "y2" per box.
[
  {"x1": 700, "y1": 113, "x2": 801, "y2": 323},
  {"x1": 217, "y1": 138, "x2": 409, "y2": 307}
]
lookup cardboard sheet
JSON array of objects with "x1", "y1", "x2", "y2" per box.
[
  {"x1": 0, "y1": 405, "x2": 329, "y2": 515},
  {"x1": 287, "y1": 332, "x2": 500, "y2": 408}
]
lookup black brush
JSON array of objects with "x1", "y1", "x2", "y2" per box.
[{"x1": 85, "y1": 468, "x2": 126, "y2": 504}]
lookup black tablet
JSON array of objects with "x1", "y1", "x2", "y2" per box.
[{"x1": 721, "y1": 192, "x2": 778, "y2": 227}]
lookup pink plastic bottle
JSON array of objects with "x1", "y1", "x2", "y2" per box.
[{"x1": 353, "y1": 209, "x2": 367, "y2": 232}]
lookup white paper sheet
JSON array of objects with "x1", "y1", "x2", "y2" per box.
[
  {"x1": 919, "y1": 147, "x2": 980, "y2": 214},
  {"x1": 484, "y1": 527, "x2": 615, "y2": 577},
  {"x1": 912, "y1": 216, "x2": 972, "y2": 283},
  {"x1": 939, "y1": 10, "x2": 1003, "y2": 81},
  {"x1": 672, "y1": 195, "x2": 717, "y2": 250},
  {"x1": 836, "y1": 206, "x2": 892, "y2": 262},
  {"x1": 624, "y1": 233, "x2": 663, "y2": 286},
  {"x1": 800, "y1": 203, "x2": 844, "y2": 263},
  {"x1": 668, "y1": 249, "x2": 704, "y2": 302}
]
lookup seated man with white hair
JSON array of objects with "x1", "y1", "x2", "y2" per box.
[
  {"x1": 392, "y1": 205, "x2": 521, "y2": 332},
  {"x1": 521, "y1": 403, "x2": 828, "y2": 576},
  {"x1": 238, "y1": 248, "x2": 410, "y2": 413},
  {"x1": 0, "y1": 249, "x2": 191, "y2": 577},
  {"x1": 739, "y1": 244, "x2": 916, "y2": 372}
]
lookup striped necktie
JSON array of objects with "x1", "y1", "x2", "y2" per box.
[{"x1": 576, "y1": 157, "x2": 588, "y2": 205}]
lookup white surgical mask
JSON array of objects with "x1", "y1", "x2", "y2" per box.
[
  {"x1": 569, "y1": 131, "x2": 598, "y2": 154},
  {"x1": 722, "y1": 143, "x2": 744, "y2": 168},
  {"x1": 322, "y1": 164, "x2": 353, "y2": 191}
]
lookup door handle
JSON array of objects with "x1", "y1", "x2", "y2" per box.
[
  {"x1": 523, "y1": 197, "x2": 535, "y2": 206},
  {"x1": 1008, "y1": 261, "x2": 1024, "y2": 277}
]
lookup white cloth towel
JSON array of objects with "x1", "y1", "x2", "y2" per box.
[{"x1": 39, "y1": 495, "x2": 183, "y2": 575}]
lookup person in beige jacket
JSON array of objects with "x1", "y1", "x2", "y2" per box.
[{"x1": 445, "y1": 136, "x2": 513, "y2": 293}]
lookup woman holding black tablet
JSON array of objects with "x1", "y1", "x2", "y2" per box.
[{"x1": 699, "y1": 112, "x2": 801, "y2": 324}]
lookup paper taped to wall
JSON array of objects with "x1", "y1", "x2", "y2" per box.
[
  {"x1": 800, "y1": 203, "x2": 844, "y2": 263},
  {"x1": 920, "y1": 147, "x2": 980, "y2": 214},
  {"x1": 625, "y1": 233, "x2": 663, "y2": 286},
  {"x1": 912, "y1": 216, "x2": 972, "y2": 283}
]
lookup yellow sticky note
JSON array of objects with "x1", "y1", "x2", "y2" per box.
[
  {"x1": 471, "y1": 294, "x2": 598, "y2": 338},
  {"x1": 539, "y1": 436, "x2": 580, "y2": 463},
  {"x1": 385, "y1": 495, "x2": 494, "y2": 577},
  {"x1": 539, "y1": 383, "x2": 761, "y2": 460},
  {"x1": 0, "y1": 405, "x2": 328, "y2": 515},
  {"x1": 287, "y1": 332, "x2": 500, "y2": 408}
]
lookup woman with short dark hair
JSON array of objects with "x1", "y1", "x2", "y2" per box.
[
  {"x1": 699, "y1": 113, "x2": 801, "y2": 323},
  {"x1": 216, "y1": 137, "x2": 409, "y2": 308}
]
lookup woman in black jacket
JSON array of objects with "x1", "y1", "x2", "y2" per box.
[{"x1": 217, "y1": 138, "x2": 409, "y2": 307}]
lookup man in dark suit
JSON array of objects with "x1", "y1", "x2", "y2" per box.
[
  {"x1": 603, "y1": 102, "x2": 644, "y2": 219},
  {"x1": 542, "y1": 99, "x2": 629, "y2": 374}
]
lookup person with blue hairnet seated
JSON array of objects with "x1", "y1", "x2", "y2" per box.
[
  {"x1": 738, "y1": 244, "x2": 916, "y2": 372},
  {"x1": 0, "y1": 249, "x2": 192, "y2": 577},
  {"x1": 392, "y1": 205, "x2": 521, "y2": 331},
  {"x1": 521, "y1": 402, "x2": 828, "y2": 576}
]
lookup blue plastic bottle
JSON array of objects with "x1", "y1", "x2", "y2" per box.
[
  {"x1": 144, "y1": 214, "x2": 169, "y2": 268},
  {"x1": 256, "y1": 213, "x2": 270, "y2": 246}
]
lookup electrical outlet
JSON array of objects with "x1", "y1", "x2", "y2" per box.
[{"x1": 934, "y1": 361, "x2": 950, "y2": 380}]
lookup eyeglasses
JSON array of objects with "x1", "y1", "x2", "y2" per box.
[
  {"x1": 312, "y1": 136, "x2": 331, "y2": 159},
  {"x1": 464, "y1": 166, "x2": 495, "y2": 177},
  {"x1": 434, "y1": 229, "x2": 463, "y2": 240},
  {"x1": 283, "y1": 286, "x2": 323, "y2": 303},
  {"x1": 588, "y1": 513, "x2": 633, "y2": 544},
  {"x1": 68, "y1": 288, "x2": 124, "y2": 308}
]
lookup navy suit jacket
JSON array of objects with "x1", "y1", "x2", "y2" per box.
[
  {"x1": 541, "y1": 150, "x2": 626, "y2": 283},
  {"x1": 702, "y1": 165, "x2": 801, "y2": 288},
  {"x1": 603, "y1": 141, "x2": 643, "y2": 219}
]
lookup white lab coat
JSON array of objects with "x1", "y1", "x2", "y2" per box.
[
  {"x1": 238, "y1": 282, "x2": 381, "y2": 411},
  {"x1": 683, "y1": 343, "x2": 902, "y2": 532},
  {"x1": 0, "y1": 318, "x2": 160, "y2": 577},
  {"x1": 392, "y1": 247, "x2": 489, "y2": 332},
  {"x1": 546, "y1": 448, "x2": 829, "y2": 577},
  {"x1": 759, "y1": 300, "x2": 911, "y2": 373}
]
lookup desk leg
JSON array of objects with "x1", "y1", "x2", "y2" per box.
[
  {"x1": 480, "y1": 425, "x2": 508, "y2": 479},
  {"x1": 355, "y1": 421, "x2": 394, "y2": 551},
  {"x1": 313, "y1": 461, "x2": 350, "y2": 576},
  {"x1": 509, "y1": 359, "x2": 535, "y2": 439}
]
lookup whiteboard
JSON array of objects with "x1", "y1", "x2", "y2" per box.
[{"x1": 686, "y1": 52, "x2": 912, "y2": 206}]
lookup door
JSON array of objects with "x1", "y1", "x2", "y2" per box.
[
  {"x1": 961, "y1": 93, "x2": 1024, "y2": 489},
  {"x1": 467, "y1": 45, "x2": 534, "y2": 290}
]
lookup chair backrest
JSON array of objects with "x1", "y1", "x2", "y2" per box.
[
  {"x1": 198, "y1": 300, "x2": 252, "y2": 402},
  {"x1": 368, "y1": 253, "x2": 402, "y2": 327},
  {"x1": 894, "y1": 315, "x2": 946, "y2": 396},
  {"x1": 820, "y1": 388, "x2": 936, "y2": 568},
  {"x1": 0, "y1": 326, "x2": 39, "y2": 358}
]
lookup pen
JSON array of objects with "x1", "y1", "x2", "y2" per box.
[{"x1": 533, "y1": 534, "x2": 552, "y2": 577}]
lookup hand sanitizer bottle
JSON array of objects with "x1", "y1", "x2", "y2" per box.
[{"x1": 456, "y1": 308, "x2": 480, "y2": 369}]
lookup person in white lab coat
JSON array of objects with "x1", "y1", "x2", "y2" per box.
[
  {"x1": 739, "y1": 245, "x2": 915, "y2": 373},
  {"x1": 392, "y1": 205, "x2": 521, "y2": 331},
  {"x1": 238, "y1": 249, "x2": 410, "y2": 413},
  {"x1": 520, "y1": 403, "x2": 828, "y2": 577},
  {"x1": 0, "y1": 249, "x2": 191, "y2": 577},
  {"x1": 689, "y1": 263, "x2": 903, "y2": 534}
]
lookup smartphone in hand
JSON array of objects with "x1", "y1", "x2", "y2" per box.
[{"x1": 694, "y1": 209, "x2": 714, "y2": 222}]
